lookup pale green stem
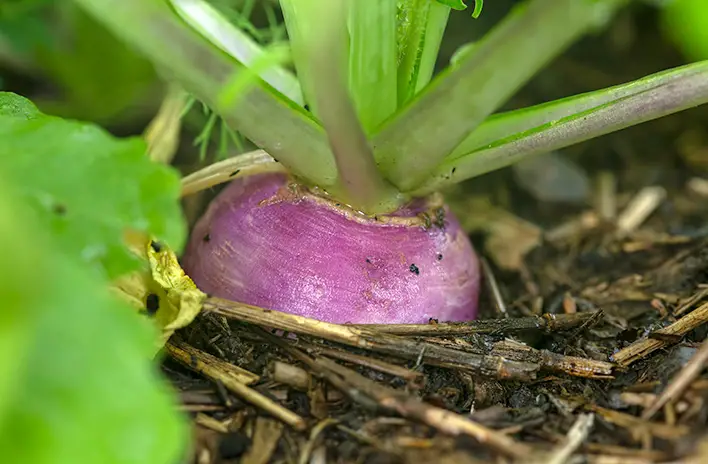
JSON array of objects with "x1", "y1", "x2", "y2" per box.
[{"x1": 414, "y1": 61, "x2": 708, "y2": 195}]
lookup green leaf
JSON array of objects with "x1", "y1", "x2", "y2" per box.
[
  {"x1": 0, "y1": 92, "x2": 186, "y2": 279},
  {"x1": 414, "y1": 61, "x2": 708, "y2": 195},
  {"x1": 375, "y1": 0, "x2": 627, "y2": 192},
  {"x1": 662, "y1": 0, "x2": 708, "y2": 62},
  {"x1": 0, "y1": 174, "x2": 188, "y2": 464},
  {"x1": 347, "y1": 0, "x2": 398, "y2": 132},
  {"x1": 435, "y1": 0, "x2": 466, "y2": 10},
  {"x1": 396, "y1": 0, "x2": 451, "y2": 106}
]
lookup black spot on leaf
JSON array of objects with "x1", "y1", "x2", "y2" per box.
[{"x1": 145, "y1": 293, "x2": 159, "y2": 315}]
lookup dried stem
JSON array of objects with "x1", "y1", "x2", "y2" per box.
[
  {"x1": 611, "y1": 301, "x2": 708, "y2": 366},
  {"x1": 204, "y1": 297, "x2": 538, "y2": 381},
  {"x1": 641, "y1": 337, "x2": 708, "y2": 420},
  {"x1": 351, "y1": 312, "x2": 596, "y2": 336},
  {"x1": 166, "y1": 340, "x2": 306, "y2": 430},
  {"x1": 180, "y1": 149, "x2": 284, "y2": 196}
]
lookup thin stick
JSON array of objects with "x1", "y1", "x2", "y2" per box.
[
  {"x1": 205, "y1": 297, "x2": 538, "y2": 381},
  {"x1": 166, "y1": 340, "x2": 260, "y2": 385},
  {"x1": 611, "y1": 302, "x2": 708, "y2": 366},
  {"x1": 641, "y1": 337, "x2": 708, "y2": 420},
  {"x1": 351, "y1": 312, "x2": 596, "y2": 336},
  {"x1": 545, "y1": 414, "x2": 594, "y2": 464},
  {"x1": 268, "y1": 360, "x2": 311, "y2": 391},
  {"x1": 616, "y1": 186, "x2": 667, "y2": 236},
  {"x1": 240, "y1": 417, "x2": 284, "y2": 464},
  {"x1": 298, "y1": 341, "x2": 424, "y2": 383},
  {"x1": 491, "y1": 339, "x2": 614, "y2": 379},
  {"x1": 180, "y1": 149, "x2": 284, "y2": 196},
  {"x1": 481, "y1": 258, "x2": 508, "y2": 317},
  {"x1": 595, "y1": 171, "x2": 617, "y2": 221},
  {"x1": 166, "y1": 340, "x2": 306, "y2": 430}
]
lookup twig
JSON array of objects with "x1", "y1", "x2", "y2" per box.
[
  {"x1": 298, "y1": 340, "x2": 424, "y2": 383},
  {"x1": 616, "y1": 186, "x2": 666, "y2": 237},
  {"x1": 241, "y1": 417, "x2": 284, "y2": 464},
  {"x1": 268, "y1": 360, "x2": 311, "y2": 391},
  {"x1": 611, "y1": 302, "x2": 708, "y2": 366},
  {"x1": 298, "y1": 418, "x2": 338, "y2": 464},
  {"x1": 195, "y1": 412, "x2": 229, "y2": 433},
  {"x1": 587, "y1": 406, "x2": 689, "y2": 440},
  {"x1": 166, "y1": 340, "x2": 260, "y2": 385},
  {"x1": 546, "y1": 414, "x2": 594, "y2": 464},
  {"x1": 595, "y1": 171, "x2": 617, "y2": 221},
  {"x1": 166, "y1": 340, "x2": 307, "y2": 430},
  {"x1": 481, "y1": 258, "x2": 508, "y2": 317},
  {"x1": 674, "y1": 287, "x2": 708, "y2": 317},
  {"x1": 491, "y1": 340, "x2": 615, "y2": 379},
  {"x1": 351, "y1": 312, "x2": 596, "y2": 336},
  {"x1": 205, "y1": 297, "x2": 539, "y2": 381},
  {"x1": 641, "y1": 337, "x2": 708, "y2": 420}
]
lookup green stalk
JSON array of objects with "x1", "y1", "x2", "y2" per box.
[
  {"x1": 451, "y1": 61, "x2": 707, "y2": 157},
  {"x1": 414, "y1": 61, "x2": 708, "y2": 195},
  {"x1": 73, "y1": 0, "x2": 338, "y2": 190},
  {"x1": 414, "y1": 1, "x2": 451, "y2": 94},
  {"x1": 375, "y1": 0, "x2": 627, "y2": 192},
  {"x1": 170, "y1": 0, "x2": 304, "y2": 105},
  {"x1": 289, "y1": 0, "x2": 402, "y2": 212},
  {"x1": 347, "y1": 0, "x2": 398, "y2": 133},
  {"x1": 396, "y1": 0, "x2": 451, "y2": 106},
  {"x1": 278, "y1": 0, "x2": 321, "y2": 116}
]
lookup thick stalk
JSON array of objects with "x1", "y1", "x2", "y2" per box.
[
  {"x1": 291, "y1": 0, "x2": 402, "y2": 212},
  {"x1": 375, "y1": 0, "x2": 627, "y2": 191},
  {"x1": 348, "y1": 0, "x2": 398, "y2": 133}
]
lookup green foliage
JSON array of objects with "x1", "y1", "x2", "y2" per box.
[
  {"x1": 1, "y1": 2, "x2": 159, "y2": 123},
  {"x1": 0, "y1": 92, "x2": 188, "y2": 463},
  {"x1": 0, "y1": 92, "x2": 185, "y2": 278},
  {"x1": 662, "y1": 0, "x2": 708, "y2": 62}
]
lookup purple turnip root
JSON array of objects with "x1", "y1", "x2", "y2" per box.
[{"x1": 183, "y1": 172, "x2": 480, "y2": 324}]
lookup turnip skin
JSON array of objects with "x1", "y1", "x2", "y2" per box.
[{"x1": 183, "y1": 172, "x2": 480, "y2": 324}]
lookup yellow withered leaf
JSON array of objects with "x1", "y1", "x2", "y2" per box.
[{"x1": 113, "y1": 233, "x2": 206, "y2": 351}]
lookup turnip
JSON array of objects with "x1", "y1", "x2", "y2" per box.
[
  {"x1": 183, "y1": 172, "x2": 480, "y2": 323},
  {"x1": 77, "y1": 0, "x2": 708, "y2": 325}
]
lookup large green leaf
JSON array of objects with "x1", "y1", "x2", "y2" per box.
[
  {"x1": 0, "y1": 175, "x2": 188, "y2": 464},
  {"x1": 0, "y1": 92, "x2": 185, "y2": 278}
]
